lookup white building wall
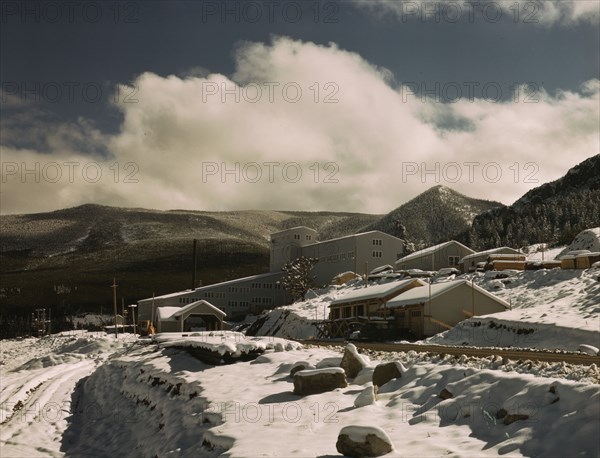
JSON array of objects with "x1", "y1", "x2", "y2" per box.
[
  {"x1": 138, "y1": 272, "x2": 289, "y2": 323},
  {"x1": 270, "y1": 227, "x2": 318, "y2": 272}
]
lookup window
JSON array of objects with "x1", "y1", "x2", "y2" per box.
[
  {"x1": 411, "y1": 310, "x2": 421, "y2": 317},
  {"x1": 332, "y1": 254, "x2": 339, "y2": 262},
  {"x1": 341, "y1": 253, "x2": 346, "y2": 260},
  {"x1": 306, "y1": 235, "x2": 312, "y2": 241},
  {"x1": 449, "y1": 256, "x2": 460, "y2": 267},
  {"x1": 294, "y1": 233, "x2": 300, "y2": 240},
  {"x1": 348, "y1": 251, "x2": 355, "y2": 259},
  {"x1": 356, "y1": 305, "x2": 364, "y2": 316},
  {"x1": 372, "y1": 251, "x2": 383, "y2": 258},
  {"x1": 372, "y1": 239, "x2": 382, "y2": 246}
]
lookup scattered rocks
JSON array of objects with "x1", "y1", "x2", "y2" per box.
[
  {"x1": 293, "y1": 368, "x2": 347, "y2": 395},
  {"x1": 372, "y1": 361, "x2": 403, "y2": 387},
  {"x1": 341, "y1": 344, "x2": 369, "y2": 379},
  {"x1": 336, "y1": 425, "x2": 393, "y2": 457}
]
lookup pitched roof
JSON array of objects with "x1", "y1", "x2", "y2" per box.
[
  {"x1": 395, "y1": 240, "x2": 473, "y2": 263},
  {"x1": 139, "y1": 272, "x2": 282, "y2": 302},
  {"x1": 157, "y1": 300, "x2": 226, "y2": 321},
  {"x1": 460, "y1": 247, "x2": 522, "y2": 263},
  {"x1": 385, "y1": 279, "x2": 509, "y2": 309},
  {"x1": 330, "y1": 278, "x2": 426, "y2": 306}
]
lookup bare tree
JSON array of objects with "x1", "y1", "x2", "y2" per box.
[{"x1": 279, "y1": 256, "x2": 318, "y2": 301}]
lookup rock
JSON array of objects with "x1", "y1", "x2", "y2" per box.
[
  {"x1": 503, "y1": 414, "x2": 529, "y2": 425},
  {"x1": 290, "y1": 361, "x2": 315, "y2": 377},
  {"x1": 439, "y1": 388, "x2": 454, "y2": 400},
  {"x1": 336, "y1": 425, "x2": 393, "y2": 457},
  {"x1": 341, "y1": 344, "x2": 370, "y2": 379},
  {"x1": 578, "y1": 344, "x2": 600, "y2": 356},
  {"x1": 354, "y1": 384, "x2": 378, "y2": 408},
  {"x1": 372, "y1": 361, "x2": 403, "y2": 387},
  {"x1": 293, "y1": 368, "x2": 347, "y2": 395}
]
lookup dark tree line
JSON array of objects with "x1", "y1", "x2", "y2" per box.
[{"x1": 457, "y1": 190, "x2": 600, "y2": 250}]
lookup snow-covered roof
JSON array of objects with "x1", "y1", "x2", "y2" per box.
[
  {"x1": 157, "y1": 300, "x2": 226, "y2": 321},
  {"x1": 385, "y1": 279, "x2": 509, "y2": 309},
  {"x1": 460, "y1": 247, "x2": 521, "y2": 263},
  {"x1": 396, "y1": 240, "x2": 473, "y2": 263},
  {"x1": 270, "y1": 226, "x2": 318, "y2": 237},
  {"x1": 139, "y1": 272, "x2": 282, "y2": 302},
  {"x1": 330, "y1": 278, "x2": 426, "y2": 306}
]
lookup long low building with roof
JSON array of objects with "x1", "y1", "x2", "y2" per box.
[
  {"x1": 384, "y1": 279, "x2": 510, "y2": 338},
  {"x1": 395, "y1": 240, "x2": 474, "y2": 271},
  {"x1": 137, "y1": 272, "x2": 289, "y2": 322},
  {"x1": 459, "y1": 247, "x2": 524, "y2": 272}
]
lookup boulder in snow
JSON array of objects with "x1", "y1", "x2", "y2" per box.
[
  {"x1": 336, "y1": 425, "x2": 393, "y2": 457},
  {"x1": 293, "y1": 368, "x2": 347, "y2": 396},
  {"x1": 290, "y1": 361, "x2": 315, "y2": 377},
  {"x1": 372, "y1": 361, "x2": 404, "y2": 388},
  {"x1": 341, "y1": 344, "x2": 370, "y2": 378},
  {"x1": 354, "y1": 384, "x2": 378, "y2": 408},
  {"x1": 578, "y1": 344, "x2": 600, "y2": 355}
]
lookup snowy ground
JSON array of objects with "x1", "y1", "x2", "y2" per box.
[
  {"x1": 2, "y1": 332, "x2": 598, "y2": 457},
  {"x1": 249, "y1": 265, "x2": 600, "y2": 352}
]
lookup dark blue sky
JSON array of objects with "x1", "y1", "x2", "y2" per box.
[{"x1": 2, "y1": 1, "x2": 598, "y2": 132}]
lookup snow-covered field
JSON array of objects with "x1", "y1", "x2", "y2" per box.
[{"x1": 1, "y1": 332, "x2": 598, "y2": 457}]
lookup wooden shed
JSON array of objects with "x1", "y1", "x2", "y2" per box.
[
  {"x1": 560, "y1": 250, "x2": 591, "y2": 270},
  {"x1": 156, "y1": 300, "x2": 225, "y2": 333},
  {"x1": 575, "y1": 252, "x2": 600, "y2": 269},
  {"x1": 385, "y1": 280, "x2": 510, "y2": 339},
  {"x1": 460, "y1": 247, "x2": 523, "y2": 272}
]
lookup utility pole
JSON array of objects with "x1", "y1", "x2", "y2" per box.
[
  {"x1": 192, "y1": 239, "x2": 198, "y2": 290},
  {"x1": 111, "y1": 278, "x2": 118, "y2": 339},
  {"x1": 129, "y1": 304, "x2": 137, "y2": 335}
]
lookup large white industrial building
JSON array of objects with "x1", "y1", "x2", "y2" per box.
[{"x1": 138, "y1": 227, "x2": 406, "y2": 323}]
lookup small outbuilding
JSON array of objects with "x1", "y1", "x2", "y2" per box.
[
  {"x1": 384, "y1": 280, "x2": 510, "y2": 338},
  {"x1": 156, "y1": 300, "x2": 226, "y2": 333},
  {"x1": 395, "y1": 241, "x2": 474, "y2": 272},
  {"x1": 460, "y1": 247, "x2": 524, "y2": 272}
]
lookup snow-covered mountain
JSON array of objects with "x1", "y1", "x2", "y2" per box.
[{"x1": 361, "y1": 185, "x2": 502, "y2": 248}]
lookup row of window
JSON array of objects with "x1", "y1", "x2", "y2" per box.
[
  {"x1": 372, "y1": 239, "x2": 382, "y2": 246},
  {"x1": 228, "y1": 301, "x2": 250, "y2": 308},
  {"x1": 228, "y1": 286, "x2": 250, "y2": 293},
  {"x1": 252, "y1": 297, "x2": 273, "y2": 304},
  {"x1": 372, "y1": 251, "x2": 382, "y2": 258},
  {"x1": 319, "y1": 251, "x2": 356, "y2": 263},
  {"x1": 293, "y1": 234, "x2": 313, "y2": 241},
  {"x1": 250, "y1": 283, "x2": 281, "y2": 289}
]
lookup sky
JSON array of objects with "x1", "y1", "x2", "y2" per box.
[{"x1": 1, "y1": 0, "x2": 599, "y2": 215}]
